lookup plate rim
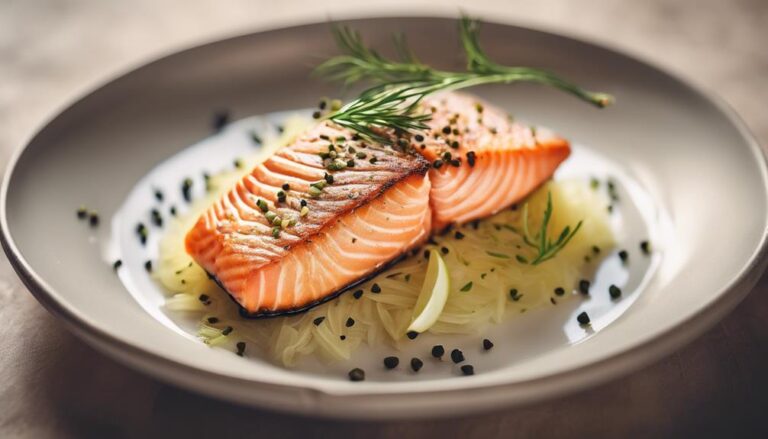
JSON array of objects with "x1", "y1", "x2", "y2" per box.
[{"x1": 2, "y1": 14, "x2": 768, "y2": 418}]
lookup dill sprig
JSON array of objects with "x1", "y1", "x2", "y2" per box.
[
  {"x1": 520, "y1": 191, "x2": 583, "y2": 265},
  {"x1": 316, "y1": 16, "x2": 613, "y2": 143},
  {"x1": 316, "y1": 28, "x2": 434, "y2": 84},
  {"x1": 326, "y1": 78, "x2": 457, "y2": 144},
  {"x1": 458, "y1": 17, "x2": 613, "y2": 108}
]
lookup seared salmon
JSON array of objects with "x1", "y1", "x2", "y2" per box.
[
  {"x1": 185, "y1": 122, "x2": 432, "y2": 316},
  {"x1": 417, "y1": 93, "x2": 570, "y2": 230},
  {"x1": 185, "y1": 91, "x2": 569, "y2": 316}
]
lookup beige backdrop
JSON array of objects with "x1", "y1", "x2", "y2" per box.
[{"x1": 1, "y1": 0, "x2": 767, "y2": 437}]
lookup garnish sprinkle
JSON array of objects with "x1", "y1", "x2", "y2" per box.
[
  {"x1": 349, "y1": 368, "x2": 365, "y2": 382},
  {"x1": 520, "y1": 191, "x2": 583, "y2": 265},
  {"x1": 384, "y1": 356, "x2": 399, "y2": 369}
]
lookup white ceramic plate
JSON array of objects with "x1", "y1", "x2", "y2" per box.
[{"x1": 2, "y1": 17, "x2": 767, "y2": 419}]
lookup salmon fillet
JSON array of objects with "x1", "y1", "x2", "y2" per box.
[
  {"x1": 185, "y1": 122, "x2": 432, "y2": 316},
  {"x1": 417, "y1": 93, "x2": 571, "y2": 230},
  {"x1": 185, "y1": 91, "x2": 569, "y2": 316}
]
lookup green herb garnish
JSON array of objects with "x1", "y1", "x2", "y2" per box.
[
  {"x1": 521, "y1": 192, "x2": 583, "y2": 265},
  {"x1": 316, "y1": 16, "x2": 612, "y2": 143}
]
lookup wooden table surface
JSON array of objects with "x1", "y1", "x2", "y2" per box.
[{"x1": 1, "y1": 1, "x2": 767, "y2": 437}]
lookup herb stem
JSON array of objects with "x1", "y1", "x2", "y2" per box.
[{"x1": 317, "y1": 16, "x2": 612, "y2": 143}]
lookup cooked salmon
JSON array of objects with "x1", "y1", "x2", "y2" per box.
[
  {"x1": 185, "y1": 91, "x2": 569, "y2": 316},
  {"x1": 416, "y1": 93, "x2": 571, "y2": 230},
  {"x1": 185, "y1": 122, "x2": 432, "y2": 316}
]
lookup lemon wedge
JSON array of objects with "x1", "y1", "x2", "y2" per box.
[{"x1": 407, "y1": 250, "x2": 450, "y2": 334}]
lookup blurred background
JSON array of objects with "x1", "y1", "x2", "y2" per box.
[{"x1": 1, "y1": 0, "x2": 766, "y2": 437}]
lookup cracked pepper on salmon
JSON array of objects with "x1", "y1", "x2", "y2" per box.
[{"x1": 185, "y1": 92, "x2": 570, "y2": 316}]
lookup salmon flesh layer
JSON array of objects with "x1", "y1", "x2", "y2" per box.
[{"x1": 185, "y1": 92, "x2": 570, "y2": 316}]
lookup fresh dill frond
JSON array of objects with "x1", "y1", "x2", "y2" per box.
[
  {"x1": 457, "y1": 17, "x2": 614, "y2": 108},
  {"x1": 316, "y1": 16, "x2": 613, "y2": 143},
  {"x1": 326, "y1": 80, "x2": 445, "y2": 144},
  {"x1": 521, "y1": 191, "x2": 583, "y2": 265},
  {"x1": 315, "y1": 26, "x2": 435, "y2": 85}
]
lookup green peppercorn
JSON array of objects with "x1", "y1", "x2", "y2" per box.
[
  {"x1": 466, "y1": 151, "x2": 477, "y2": 167},
  {"x1": 182, "y1": 178, "x2": 193, "y2": 202},
  {"x1": 578, "y1": 279, "x2": 590, "y2": 295},
  {"x1": 383, "y1": 356, "x2": 399, "y2": 369},
  {"x1": 618, "y1": 250, "x2": 629, "y2": 264},
  {"x1": 348, "y1": 368, "x2": 365, "y2": 381}
]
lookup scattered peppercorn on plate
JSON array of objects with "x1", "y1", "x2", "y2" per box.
[
  {"x1": 154, "y1": 123, "x2": 616, "y2": 367},
  {"x1": 3, "y1": 17, "x2": 767, "y2": 418}
]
